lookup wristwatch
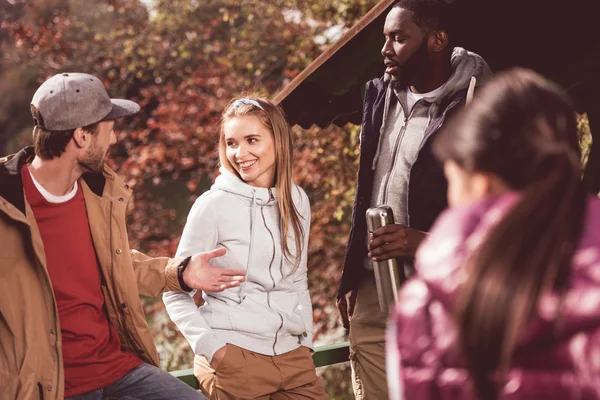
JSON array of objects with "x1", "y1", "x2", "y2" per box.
[{"x1": 177, "y1": 256, "x2": 193, "y2": 292}]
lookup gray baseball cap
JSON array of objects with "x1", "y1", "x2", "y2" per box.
[{"x1": 31, "y1": 72, "x2": 140, "y2": 131}]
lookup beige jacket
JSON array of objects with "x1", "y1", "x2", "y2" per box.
[{"x1": 0, "y1": 147, "x2": 185, "y2": 400}]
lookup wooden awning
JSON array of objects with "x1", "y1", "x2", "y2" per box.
[
  {"x1": 275, "y1": 0, "x2": 600, "y2": 128},
  {"x1": 274, "y1": 0, "x2": 600, "y2": 191},
  {"x1": 273, "y1": 0, "x2": 396, "y2": 129}
]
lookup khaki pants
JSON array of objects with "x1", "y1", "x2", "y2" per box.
[
  {"x1": 349, "y1": 280, "x2": 389, "y2": 400},
  {"x1": 194, "y1": 345, "x2": 328, "y2": 400}
]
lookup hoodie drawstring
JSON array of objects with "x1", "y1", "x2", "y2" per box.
[{"x1": 466, "y1": 76, "x2": 477, "y2": 106}]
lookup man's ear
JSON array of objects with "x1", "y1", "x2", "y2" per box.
[
  {"x1": 72, "y1": 127, "x2": 86, "y2": 149},
  {"x1": 431, "y1": 30, "x2": 449, "y2": 53}
]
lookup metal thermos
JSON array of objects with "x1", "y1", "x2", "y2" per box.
[{"x1": 366, "y1": 205, "x2": 405, "y2": 313}]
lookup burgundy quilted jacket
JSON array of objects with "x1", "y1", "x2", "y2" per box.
[{"x1": 388, "y1": 194, "x2": 600, "y2": 400}]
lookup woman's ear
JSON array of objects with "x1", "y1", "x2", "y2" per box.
[
  {"x1": 471, "y1": 172, "x2": 511, "y2": 199},
  {"x1": 469, "y1": 172, "x2": 493, "y2": 199},
  {"x1": 486, "y1": 173, "x2": 512, "y2": 197},
  {"x1": 445, "y1": 161, "x2": 508, "y2": 207}
]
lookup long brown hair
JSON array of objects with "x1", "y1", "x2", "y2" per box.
[
  {"x1": 219, "y1": 96, "x2": 304, "y2": 269},
  {"x1": 434, "y1": 68, "x2": 587, "y2": 399}
]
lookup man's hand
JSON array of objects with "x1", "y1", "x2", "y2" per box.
[
  {"x1": 368, "y1": 224, "x2": 427, "y2": 261},
  {"x1": 183, "y1": 248, "x2": 246, "y2": 292},
  {"x1": 210, "y1": 345, "x2": 228, "y2": 370},
  {"x1": 336, "y1": 289, "x2": 357, "y2": 330}
]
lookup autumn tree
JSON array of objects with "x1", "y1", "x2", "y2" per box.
[{"x1": 1, "y1": 0, "x2": 379, "y2": 397}]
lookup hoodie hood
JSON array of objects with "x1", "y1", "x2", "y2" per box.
[
  {"x1": 433, "y1": 46, "x2": 492, "y2": 102},
  {"x1": 383, "y1": 46, "x2": 492, "y2": 102},
  {"x1": 371, "y1": 48, "x2": 492, "y2": 170},
  {"x1": 212, "y1": 167, "x2": 277, "y2": 207}
]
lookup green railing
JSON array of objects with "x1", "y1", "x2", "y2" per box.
[{"x1": 170, "y1": 341, "x2": 350, "y2": 389}]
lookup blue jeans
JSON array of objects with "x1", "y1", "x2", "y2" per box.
[{"x1": 66, "y1": 363, "x2": 206, "y2": 400}]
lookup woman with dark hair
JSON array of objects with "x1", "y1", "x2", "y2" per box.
[{"x1": 387, "y1": 68, "x2": 600, "y2": 399}]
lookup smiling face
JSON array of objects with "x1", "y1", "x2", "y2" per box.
[{"x1": 223, "y1": 115, "x2": 276, "y2": 188}]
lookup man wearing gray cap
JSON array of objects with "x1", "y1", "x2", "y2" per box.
[{"x1": 0, "y1": 73, "x2": 245, "y2": 400}]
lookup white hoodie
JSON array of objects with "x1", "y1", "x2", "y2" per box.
[{"x1": 163, "y1": 168, "x2": 313, "y2": 363}]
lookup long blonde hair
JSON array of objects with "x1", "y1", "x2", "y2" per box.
[{"x1": 219, "y1": 96, "x2": 305, "y2": 269}]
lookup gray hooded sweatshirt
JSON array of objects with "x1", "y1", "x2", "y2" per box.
[
  {"x1": 163, "y1": 168, "x2": 313, "y2": 363},
  {"x1": 370, "y1": 47, "x2": 492, "y2": 227}
]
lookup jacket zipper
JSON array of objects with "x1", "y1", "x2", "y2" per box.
[
  {"x1": 260, "y1": 203, "x2": 284, "y2": 355},
  {"x1": 380, "y1": 100, "x2": 420, "y2": 204}
]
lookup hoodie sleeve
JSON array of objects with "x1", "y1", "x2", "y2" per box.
[
  {"x1": 293, "y1": 188, "x2": 314, "y2": 350},
  {"x1": 162, "y1": 192, "x2": 227, "y2": 362}
]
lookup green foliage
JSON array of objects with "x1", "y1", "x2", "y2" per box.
[{"x1": 4, "y1": 3, "x2": 594, "y2": 397}]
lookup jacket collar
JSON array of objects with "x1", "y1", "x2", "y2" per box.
[
  {"x1": 0, "y1": 146, "x2": 107, "y2": 215},
  {"x1": 81, "y1": 171, "x2": 106, "y2": 198},
  {"x1": 0, "y1": 147, "x2": 34, "y2": 215}
]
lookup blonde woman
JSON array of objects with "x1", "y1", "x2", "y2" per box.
[{"x1": 164, "y1": 97, "x2": 327, "y2": 399}]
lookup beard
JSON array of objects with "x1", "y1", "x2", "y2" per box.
[
  {"x1": 391, "y1": 39, "x2": 432, "y2": 89},
  {"x1": 78, "y1": 140, "x2": 106, "y2": 173}
]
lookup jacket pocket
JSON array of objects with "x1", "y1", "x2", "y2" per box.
[
  {"x1": 269, "y1": 292, "x2": 299, "y2": 317},
  {"x1": 269, "y1": 292, "x2": 305, "y2": 335},
  {"x1": 207, "y1": 304, "x2": 233, "y2": 331},
  {"x1": 215, "y1": 344, "x2": 245, "y2": 374},
  {"x1": 228, "y1": 296, "x2": 282, "y2": 335},
  {"x1": 0, "y1": 372, "x2": 40, "y2": 400}
]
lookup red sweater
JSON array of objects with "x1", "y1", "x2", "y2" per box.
[{"x1": 22, "y1": 166, "x2": 142, "y2": 397}]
